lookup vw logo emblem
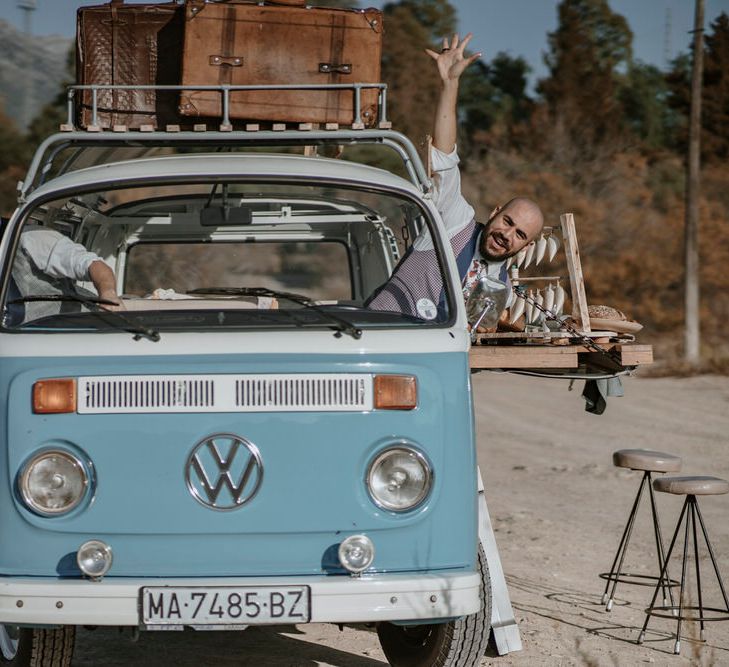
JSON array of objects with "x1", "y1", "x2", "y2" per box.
[{"x1": 185, "y1": 433, "x2": 263, "y2": 511}]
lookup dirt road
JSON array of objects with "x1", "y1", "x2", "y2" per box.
[{"x1": 73, "y1": 373, "x2": 729, "y2": 666}]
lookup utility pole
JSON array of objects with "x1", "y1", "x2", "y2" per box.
[
  {"x1": 684, "y1": 0, "x2": 704, "y2": 364},
  {"x1": 17, "y1": 0, "x2": 36, "y2": 35},
  {"x1": 664, "y1": 8, "x2": 672, "y2": 70}
]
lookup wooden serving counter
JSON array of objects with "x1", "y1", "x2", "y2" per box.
[{"x1": 469, "y1": 341, "x2": 653, "y2": 372}]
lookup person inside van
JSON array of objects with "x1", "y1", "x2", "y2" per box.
[{"x1": 7, "y1": 226, "x2": 123, "y2": 325}]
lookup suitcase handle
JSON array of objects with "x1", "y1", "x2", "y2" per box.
[
  {"x1": 196, "y1": 0, "x2": 308, "y2": 5},
  {"x1": 209, "y1": 55, "x2": 244, "y2": 67},
  {"x1": 319, "y1": 63, "x2": 352, "y2": 75}
]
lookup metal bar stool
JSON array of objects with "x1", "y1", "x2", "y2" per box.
[
  {"x1": 637, "y1": 476, "x2": 729, "y2": 654},
  {"x1": 600, "y1": 449, "x2": 681, "y2": 612}
]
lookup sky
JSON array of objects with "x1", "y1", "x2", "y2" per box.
[{"x1": 3, "y1": 0, "x2": 729, "y2": 86}]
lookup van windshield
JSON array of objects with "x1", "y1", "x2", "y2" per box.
[{"x1": 2, "y1": 180, "x2": 455, "y2": 335}]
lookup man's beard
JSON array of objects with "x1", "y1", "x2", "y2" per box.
[{"x1": 479, "y1": 228, "x2": 517, "y2": 262}]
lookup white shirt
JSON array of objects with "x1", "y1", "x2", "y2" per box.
[{"x1": 19, "y1": 229, "x2": 99, "y2": 281}]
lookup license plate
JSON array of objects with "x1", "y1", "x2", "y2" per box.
[{"x1": 141, "y1": 586, "x2": 311, "y2": 625}]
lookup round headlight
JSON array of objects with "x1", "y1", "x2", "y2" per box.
[
  {"x1": 19, "y1": 449, "x2": 89, "y2": 516},
  {"x1": 338, "y1": 534, "x2": 375, "y2": 574},
  {"x1": 77, "y1": 540, "x2": 113, "y2": 579},
  {"x1": 367, "y1": 446, "x2": 432, "y2": 512}
]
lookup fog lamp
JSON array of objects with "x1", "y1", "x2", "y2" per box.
[
  {"x1": 367, "y1": 446, "x2": 432, "y2": 512},
  {"x1": 338, "y1": 534, "x2": 375, "y2": 574},
  {"x1": 19, "y1": 449, "x2": 88, "y2": 516},
  {"x1": 77, "y1": 540, "x2": 113, "y2": 580}
]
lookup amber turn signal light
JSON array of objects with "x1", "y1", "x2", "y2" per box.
[
  {"x1": 33, "y1": 379, "x2": 77, "y2": 414},
  {"x1": 373, "y1": 375, "x2": 417, "y2": 410}
]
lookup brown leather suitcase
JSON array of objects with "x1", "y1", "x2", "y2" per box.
[
  {"x1": 179, "y1": 0, "x2": 383, "y2": 126},
  {"x1": 76, "y1": 0, "x2": 183, "y2": 128}
]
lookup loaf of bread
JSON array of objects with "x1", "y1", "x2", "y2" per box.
[{"x1": 587, "y1": 304, "x2": 626, "y2": 320}]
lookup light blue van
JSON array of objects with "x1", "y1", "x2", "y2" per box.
[{"x1": 0, "y1": 125, "x2": 495, "y2": 667}]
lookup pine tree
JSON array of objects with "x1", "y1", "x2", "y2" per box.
[
  {"x1": 0, "y1": 101, "x2": 30, "y2": 217},
  {"x1": 381, "y1": 0, "x2": 457, "y2": 146},
  {"x1": 619, "y1": 61, "x2": 673, "y2": 150},
  {"x1": 702, "y1": 12, "x2": 729, "y2": 162},
  {"x1": 538, "y1": 0, "x2": 632, "y2": 146}
]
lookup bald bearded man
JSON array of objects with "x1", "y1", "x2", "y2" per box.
[{"x1": 367, "y1": 33, "x2": 543, "y2": 327}]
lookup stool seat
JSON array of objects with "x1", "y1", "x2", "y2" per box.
[
  {"x1": 613, "y1": 449, "x2": 682, "y2": 473},
  {"x1": 654, "y1": 476, "x2": 729, "y2": 496}
]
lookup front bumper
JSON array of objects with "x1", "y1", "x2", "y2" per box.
[{"x1": 0, "y1": 572, "x2": 480, "y2": 626}]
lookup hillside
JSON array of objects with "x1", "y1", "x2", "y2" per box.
[{"x1": 0, "y1": 20, "x2": 71, "y2": 129}]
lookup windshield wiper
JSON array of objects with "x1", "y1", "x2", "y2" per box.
[
  {"x1": 187, "y1": 287, "x2": 363, "y2": 339},
  {"x1": 9, "y1": 294, "x2": 161, "y2": 342}
]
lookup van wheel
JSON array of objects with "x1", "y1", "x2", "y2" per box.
[
  {"x1": 377, "y1": 546, "x2": 491, "y2": 667},
  {"x1": 0, "y1": 625, "x2": 75, "y2": 666}
]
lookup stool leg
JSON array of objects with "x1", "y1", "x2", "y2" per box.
[
  {"x1": 690, "y1": 500, "x2": 706, "y2": 641},
  {"x1": 694, "y1": 499, "x2": 729, "y2": 613},
  {"x1": 603, "y1": 472, "x2": 648, "y2": 610},
  {"x1": 673, "y1": 496, "x2": 693, "y2": 654},
  {"x1": 648, "y1": 473, "x2": 675, "y2": 609},
  {"x1": 638, "y1": 496, "x2": 688, "y2": 646}
]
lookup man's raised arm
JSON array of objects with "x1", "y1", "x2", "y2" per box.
[{"x1": 425, "y1": 33, "x2": 481, "y2": 154}]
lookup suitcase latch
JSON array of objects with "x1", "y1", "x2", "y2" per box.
[
  {"x1": 209, "y1": 55, "x2": 244, "y2": 67},
  {"x1": 319, "y1": 63, "x2": 352, "y2": 75}
]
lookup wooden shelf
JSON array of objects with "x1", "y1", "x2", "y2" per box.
[{"x1": 469, "y1": 343, "x2": 653, "y2": 371}]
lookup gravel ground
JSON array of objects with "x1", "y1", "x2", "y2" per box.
[{"x1": 73, "y1": 373, "x2": 729, "y2": 666}]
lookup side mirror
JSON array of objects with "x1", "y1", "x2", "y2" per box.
[{"x1": 465, "y1": 275, "x2": 509, "y2": 341}]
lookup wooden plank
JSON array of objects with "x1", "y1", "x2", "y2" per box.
[
  {"x1": 469, "y1": 346, "x2": 579, "y2": 369},
  {"x1": 514, "y1": 276, "x2": 561, "y2": 282},
  {"x1": 560, "y1": 213, "x2": 591, "y2": 333},
  {"x1": 474, "y1": 330, "x2": 619, "y2": 341},
  {"x1": 617, "y1": 344, "x2": 653, "y2": 366},
  {"x1": 470, "y1": 343, "x2": 652, "y2": 370}
]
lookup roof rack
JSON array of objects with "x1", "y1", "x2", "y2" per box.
[
  {"x1": 18, "y1": 82, "x2": 431, "y2": 201},
  {"x1": 66, "y1": 82, "x2": 391, "y2": 132}
]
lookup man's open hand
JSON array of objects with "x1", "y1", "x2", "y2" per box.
[{"x1": 425, "y1": 33, "x2": 481, "y2": 84}]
